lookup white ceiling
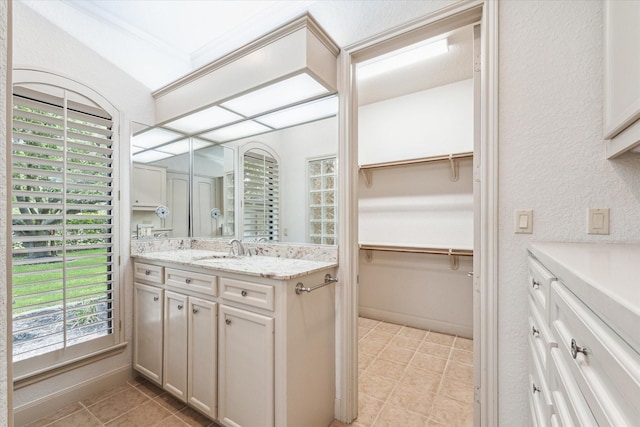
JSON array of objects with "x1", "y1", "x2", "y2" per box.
[{"x1": 20, "y1": 0, "x2": 456, "y2": 92}]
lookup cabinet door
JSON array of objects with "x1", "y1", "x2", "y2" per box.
[
  {"x1": 164, "y1": 291, "x2": 188, "y2": 401},
  {"x1": 219, "y1": 305, "x2": 274, "y2": 427},
  {"x1": 188, "y1": 297, "x2": 217, "y2": 418},
  {"x1": 134, "y1": 283, "x2": 164, "y2": 385},
  {"x1": 132, "y1": 163, "x2": 166, "y2": 207}
]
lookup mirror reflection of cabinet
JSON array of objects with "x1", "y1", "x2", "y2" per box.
[
  {"x1": 167, "y1": 172, "x2": 189, "y2": 237},
  {"x1": 193, "y1": 175, "x2": 222, "y2": 237},
  {"x1": 132, "y1": 163, "x2": 166, "y2": 208}
]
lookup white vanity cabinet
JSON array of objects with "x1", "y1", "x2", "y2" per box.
[
  {"x1": 133, "y1": 281, "x2": 164, "y2": 385},
  {"x1": 527, "y1": 243, "x2": 640, "y2": 427},
  {"x1": 133, "y1": 255, "x2": 337, "y2": 427}
]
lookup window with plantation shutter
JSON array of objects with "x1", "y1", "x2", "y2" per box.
[
  {"x1": 11, "y1": 79, "x2": 120, "y2": 376},
  {"x1": 243, "y1": 148, "x2": 279, "y2": 242}
]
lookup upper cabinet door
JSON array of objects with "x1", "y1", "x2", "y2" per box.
[{"x1": 604, "y1": 1, "x2": 640, "y2": 158}]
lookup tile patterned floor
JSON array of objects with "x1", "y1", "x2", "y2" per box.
[
  {"x1": 23, "y1": 377, "x2": 220, "y2": 427},
  {"x1": 24, "y1": 317, "x2": 473, "y2": 427},
  {"x1": 332, "y1": 317, "x2": 474, "y2": 427}
]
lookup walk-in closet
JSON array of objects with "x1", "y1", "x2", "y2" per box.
[{"x1": 354, "y1": 22, "x2": 477, "y2": 426}]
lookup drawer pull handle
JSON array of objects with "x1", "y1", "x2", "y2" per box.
[
  {"x1": 570, "y1": 338, "x2": 589, "y2": 359},
  {"x1": 532, "y1": 383, "x2": 541, "y2": 394},
  {"x1": 225, "y1": 318, "x2": 231, "y2": 325},
  {"x1": 145, "y1": 270, "x2": 151, "y2": 275},
  {"x1": 177, "y1": 304, "x2": 184, "y2": 310},
  {"x1": 153, "y1": 296, "x2": 159, "y2": 302},
  {"x1": 193, "y1": 308, "x2": 199, "y2": 314},
  {"x1": 531, "y1": 278, "x2": 540, "y2": 289},
  {"x1": 241, "y1": 290, "x2": 248, "y2": 297},
  {"x1": 185, "y1": 278, "x2": 191, "y2": 284},
  {"x1": 531, "y1": 326, "x2": 540, "y2": 337}
]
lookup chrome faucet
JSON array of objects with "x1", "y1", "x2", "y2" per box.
[{"x1": 228, "y1": 239, "x2": 246, "y2": 256}]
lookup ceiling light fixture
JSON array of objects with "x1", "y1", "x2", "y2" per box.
[
  {"x1": 357, "y1": 38, "x2": 449, "y2": 80},
  {"x1": 256, "y1": 95, "x2": 338, "y2": 128},
  {"x1": 221, "y1": 73, "x2": 330, "y2": 116},
  {"x1": 131, "y1": 127, "x2": 184, "y2": 149},
  {"x1": 200, "y1": 120, "x2": 272, "y2": 142},
  {"x1": 163, "y1": 105, "x2": 242, "y2": 134},
  {"x1": 132, "y1": 150, "x2": 175, "y2": 163}
]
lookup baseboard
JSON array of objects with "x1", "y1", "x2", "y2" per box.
[
  {"x1": 13, "y1": 365, "x2": 133, "y2": 426},
  {"x1": 358, "y1": 306, "x2": 473, "y2": 338}
]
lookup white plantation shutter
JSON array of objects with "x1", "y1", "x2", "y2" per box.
[
  {"x1": 243, "y1": 149, "x2": 279, "y2": 241},
  {"x1": 11, "y1": 84, "x2": 119, "y2": 373}
]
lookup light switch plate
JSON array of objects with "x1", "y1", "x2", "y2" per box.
[
  {"x1": 515, "y1": 209, "x2": 533, "y2": 234},
  {"x1": 587, "y1": 208, "x2": 609, "y2": 235}
]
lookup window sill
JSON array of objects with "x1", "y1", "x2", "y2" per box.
[{"x1": 13, "y1": 342, "x2": 128, "y2": 390}]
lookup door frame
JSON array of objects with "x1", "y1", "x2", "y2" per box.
[{"x1": 336, "y1": 0, "x2": 499, "y2": 424}]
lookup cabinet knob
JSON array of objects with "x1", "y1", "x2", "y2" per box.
[
  {"x1": 241, "y1": 290, "x2": 248, "y2": 297},
  {"x1": 532, "y1": 383, "x2": 541, "y2": 394},
  {"x1": 145, "y1": 270, "x2": 151, "y2": 275},
  {"x1": 177, "y1": 304, "x2": 184, "y2": 310},
  {"x1": 531, "y1": 278, "x2": 540, "y2": 289},
  {"x1": 193, "y1": 308, "x2": 199, "y2": 314},
  {"x1": 185, "y1": 278, "x2": 191, "y2": 284},
  {"x1": 225, "y1": 318, "x2": 231, "y2": 325},
  {"x1": 531, "y1": 326, "x2": 540, "y2": 337},
  {"x1": 153, "y1": 296, "x2": 159, "y2": 302},
  {"x1": 570, "y1": 338, "x2": 589, "y2": 359}
]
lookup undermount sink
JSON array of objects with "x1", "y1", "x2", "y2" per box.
[{"x1": 192, "y1": 252, "x2": 234, "y2": 261}]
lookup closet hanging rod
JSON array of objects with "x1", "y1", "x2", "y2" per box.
[
  {"x1": 359, "y1": 151, "x2": 473, "y2": 170},
  {"x1": 358, "y1": 244, "x2": 473, "y2": 257}
]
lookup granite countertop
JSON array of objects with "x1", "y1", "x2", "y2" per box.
[
  {"x1": 132, "y1": 249, "x2": 338, "y2": 280},
  {"x1": 528, "y1": 242, "x2": 640, "y2": 348}
]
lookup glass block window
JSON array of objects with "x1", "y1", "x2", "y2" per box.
[{"x1": 309, "y1": 157, "x2": 336, "y2": 245}]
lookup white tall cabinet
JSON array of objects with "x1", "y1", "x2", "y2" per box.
[{"x1": 133, "y1": 281, "x2": 164, "y2": 385}]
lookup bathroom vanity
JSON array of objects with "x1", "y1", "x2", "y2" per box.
[{"x1": 132, "y1": 249, "x2": 337, "y2": 427}]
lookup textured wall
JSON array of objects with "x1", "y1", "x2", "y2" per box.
[
  {"x1": 0, "y1": 1, "x2": 10, "y2": 424},
  {"x1": 499, "y1": 1, "x2": 640, "y2": 424}
]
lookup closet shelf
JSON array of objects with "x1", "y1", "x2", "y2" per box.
[
  {"x1": 359, "y1": 151, "x2": 473, "y2": 186},
  {"x1": 359, "y1": 244, "x2": 473, "y2": 270}
]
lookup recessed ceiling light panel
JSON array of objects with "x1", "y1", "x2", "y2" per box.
[
  {"x1": 131, "y1": 127, "x2": 183, "y2": 149},
  {"x1": 256, "y1": 95, "x2": 338, "y2": 128},
  {"x1": 132, "y1": 150, "x2": 174, "y2": 163},
  {"x1": 221, "y1": 73, "x2": 330, "y2": 116},
  {"x1": 164, "y1": 106, "x2": 242, "y2": 133},
  {"x1": 200, "y1": 120, "x2": 272, "y2": 142}
]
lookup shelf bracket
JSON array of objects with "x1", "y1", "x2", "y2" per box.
[
  {"x1": 364, "y1": 249, "x2": 373, "y2": 263},
  {"x1": 360, "y1": 169, "x2": 373, "y2": 187},
  {"x1": 449, "y1": 154, "x2": 459, "y2": 182},
  {"x1": 449, "y1": 249, "x2": 460, "y2": 270}
]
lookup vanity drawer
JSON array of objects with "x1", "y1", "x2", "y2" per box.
[
  {"x1": 549, "y1": 282, "x2": 640, "y2": 426},
  {"x1": 528, "y1": 256, "x2": 555, "y2": 321},
  {"x1": 548, "y1": 347, "x2": 597, "y2": 427},
  {"x1": 220, "y1": 278, "x2": 274, "y2": 311},
  {"x1": 529, "y1": 335, "x2": 553, "y2": 426},
  {"x1": 165, "y1": 268, "x2": 218, "y2": 296},
  {"x1": 529, "y1": 295, "x2": 556, "y2": 370},
  {"x1": 134, "y1": 262, "x2": 164, "y2": 284}
]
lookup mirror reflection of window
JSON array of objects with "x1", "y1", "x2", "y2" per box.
[
  {"x1": 243, "y1": 147, "x2": 280, "y2": 242},
  {"x1": 308, "y1": 157, "x2": 337, "y2": 245}
]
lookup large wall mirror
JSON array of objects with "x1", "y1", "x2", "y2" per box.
[{"x1": 130, "y1": 96, "x2": 338, "y2": 245}]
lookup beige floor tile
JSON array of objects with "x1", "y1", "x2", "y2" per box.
[
  {"x1": 105, "y1": 400, "x2": 173, "y2": 426},
  {"x1": 398, "y1": 326, "x2": 428, "y2": 341},
  {"x1": 444, "y1": 361, "x2": 474, "y2": 385},
  {"x1": 359, "y1": 326, "x2": 372, "y2": 339},
  {"x1": 430, "y1": 396, "x2": 473, "y2": 426},
  {"x1": 87, "y1": 386, "x2": 150, "y2": 423},
  {"x1": 81, "y1": 383, "x2": 132, "y2": 407},
  {"x1": 451, "y1": 348, "x2": 473, "y2": 365},
  {"x1": 424, "y1": 331, "x2": 455, "y2": 347},
  {"x1": 410, "y1": 353, "x2": 447, "y2": 374},
  {"x1": 375, "y1": 322, "x2": 403, "y2": 334},
  {"x1": 355, "y1": 393, "x2": 385, "y2": 426},
  {"x1": 389, "y1": 382, "x2": 437, "y2": 417},
  {"x1": 359, "y1": 351, "x2": 376, "y2": 372},
  {"x1": 359, "y1": 317, "x2": 380, "y2": 328},
  {"x1": 454, "y1": 336, "x2": 473, "y2": 352},
  {"x1": 174, "y1": 407, "x2": 213, "y2": 426},
  {"x1": 365, "y1": 330, "x2": 395, "y2": 344},
  {"x1": 47, "y1": 408, "x2": 101, "y2": 427},
  {"x1": 24, "y1": 402, "x2": 84, "y2": 427},
  {"x1": 378, "y1": 346, "x2": 414, "y2": 365},
  {"x1": 439, "y1": 378, "x2": 474, "y2": 404},
  {"x1": 417, "y1": 341, "x2": 452, "y2": 359},
  {"x1": 156, "y1": 415, "x2": 191, "y2": 426},
  {"x1": 359, "y1": 371, "x2": 397, "y2": 402},
  {"x1": 373, "y1": 403, "x2": 429, "y2": 427},
  {"x1": 389, "y1": 336, "x2": 421, "y2": 352},
  {"x1": 329, "y1": 419, "x2": 351, "y2": 427},
  {"x1": 400, "y1": 366, "x2": 443, "y2": 395},
  {"x1": 367, "y1": 358, "x2": 407, "y2": 380},
  {"x1": 359, "y1": 338, "x2": 387, "y2": 356},
  {"x1": 134, "y1": 378, "x2": 166, "y2": 398},
  {"x1": 154, "y1": 393, "x2": 188, "y2": 414}
]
